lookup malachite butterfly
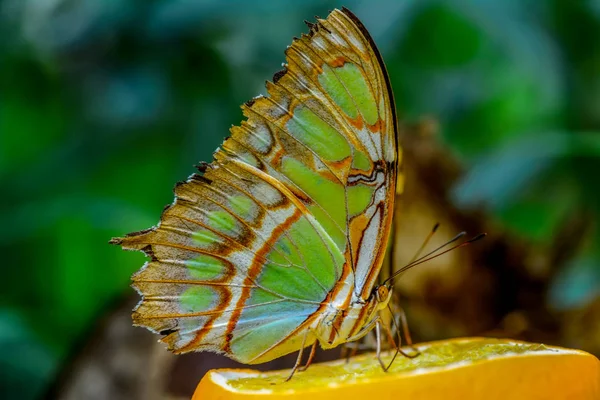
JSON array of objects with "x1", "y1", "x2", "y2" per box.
[{"x1": 111, "y1": 7, "x2": 403, "y2": 375}]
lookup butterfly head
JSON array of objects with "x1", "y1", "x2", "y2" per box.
[{"x1": 373, "y1": 283, "x2": 393, "y2": 308}]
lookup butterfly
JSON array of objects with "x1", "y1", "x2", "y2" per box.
[{"x1": 111, "y1": 7, "x2": 401, "y2": 378}]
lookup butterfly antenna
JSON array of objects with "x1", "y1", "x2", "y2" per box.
[
  {"x1": 384, "y1": 222, "x2": 439, "y2": 284},
  {"x1": 388, "y1": 230, "x2": 467, "y2": 281},
  {"x1": 408, "y1": 222, "x2": 440, "y2": 264},
  {"x1": 383, "y1": 232, "x2": 486, "y2": 286}
]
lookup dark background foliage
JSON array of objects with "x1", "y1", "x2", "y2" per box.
[{"x1": 1, "y1": 0, "x2": 599, "y2": 398}]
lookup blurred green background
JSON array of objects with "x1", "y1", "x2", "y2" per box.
[{"x1": 1, "y1": 0, "x2": 599, "y2": 398}]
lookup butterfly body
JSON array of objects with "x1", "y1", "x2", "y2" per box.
[
  {"x1": 312, "y1": 286, "x2": 392, "y2": 350},
  {"x1": 111, "y1": 7, "x2": 400, "y2": 366}
]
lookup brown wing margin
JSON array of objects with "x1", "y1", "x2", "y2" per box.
[
  {"x1": 344, "y1": 7, "x2": 406, "y2": 296},
  {"x1": 341, "y1": 7, "x2": 400, "y2": 171}
]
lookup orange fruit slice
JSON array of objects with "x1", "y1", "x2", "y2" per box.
[{"x1": 193, "y1": 337, "x2": 600, "y2": 399}]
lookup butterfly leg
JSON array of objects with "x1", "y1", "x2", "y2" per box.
[
  {"x1": 340, "y1": 342, "x2": 347, "y2": 360},
  {"x1": 395, "y1": 305, "x2": 420, "y2": 358},
  {"x1": 285, "y1": 330, "x2": 309, "y2": 381},
  {"x1": 374, "y1": 320, "x2": 390, "y2": 371},
  {"x1": 298, "y1": 340, "x2": 318, "y2": 372},
  {"x1": 347, "y1": 341, "x2": 360, "y2": 363},
  {"x1": 344, "y1": 316, "x2": 381, "y2": 362},
  {"x1": 340, "y1": 341, "x2": 359, "y2": 363},
  {"x1": 382, "y1": 314, "x2": 397, "y2": 350}
]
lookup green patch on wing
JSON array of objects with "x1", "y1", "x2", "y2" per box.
[
  {"x1": 237, "y1": 288, "x2": 315, "y2": 326},
  {"x1": 258, "y1": 216, "x2": 342, "y2": 301},
  {"x1": 267, "y1": 235, "x2": 303, "y2": 268},
  {"x1": 229, "y1": 195, "x2": 257, "y2": 219},
  {"x1": 281, "y1": 156, "x2": 346, "y2": 250},
  {"x1": 230, "y1": 315, "x2": 311, "y2": 362},
  {"x1": 324, "y1": 63, "x2": 378, "y2": 125},
  {"x1": 230, "y1": 286, "x2": 318, "y2": 362},
  {"x1": 180, "y1": 286, "x2": 218, "y2": 313},
  {"x1": 352, "y1": 149, "x2": 372, "y2": 171},
  {"x1": 186, "y1": 254, "x2": 229, "y2": 280},
  {"x1": 193, "y1": 229, "x2": 222, "y2": 247},
  {"x1": 306, "y1": 206, "x2": 346, "y2": 251},
  {"x1": 347, "y1": 184, "x2": 375, "y2": 217},
  {"x1": 286, "y1": 106, "x2": 351, "y2": 162},
  {"x1": 206, "y1": 210, "x2": 238, "y2": 232},
  {"x1": 318, "y1": 64, "x2": 359, "y2": 120}
]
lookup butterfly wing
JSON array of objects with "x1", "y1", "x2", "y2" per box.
[
  {"x1": 234, "y1": 8, "x2": 399, "y2": 300},
  {"x1": 111, "y1": 7, "x2": 398, "y2": 363}
]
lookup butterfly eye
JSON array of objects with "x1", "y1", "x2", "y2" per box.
[{"x1": 377, "y1": 286, "x2": 388, "y2": 301}]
